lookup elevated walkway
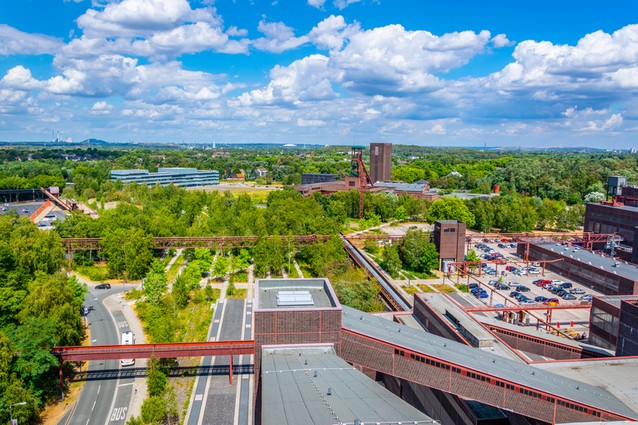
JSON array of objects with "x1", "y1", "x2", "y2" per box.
[{"x1": 340, "y1": 306, "x2": 638, "y2": 424}]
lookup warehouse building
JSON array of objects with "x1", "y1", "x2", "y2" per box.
[{"x1": 110, "y1": 167, "x2": 219, "y2": 187}]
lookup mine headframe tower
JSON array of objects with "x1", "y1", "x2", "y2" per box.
[{"x1": 350, "y1": 146, "x2": 374, "y2": 219}]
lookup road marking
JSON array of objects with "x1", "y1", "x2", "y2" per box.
[
  {"x1": 91, "y1": 400, "x2": 97, "y2": 412},
  {"x1": 116, "y1": 321, "x2": 128, "y2": 328},
  {"x1": 197, "y1": 300, "x2": 229, "y2": 425},
  {"x1": 97, "y1": 384, "x2": 101, "y2": 395},
  {"x1": 109, "y1": 407, "x2": 127, "y2": 422},
  {"x1": 214, "y1": 319, "x2": 220, "y2": 323},
  {"x1": 245, "y1": 324, "x2": 252, "y2": 328},
  {"x1": 195, "y1": 394, "x2": 203, "y2": 401},
  {"x1": 118, "y1": 382, "x2": 134, "y2": 387},
  {"x1": 92, "y1": 339, "x2": 97, "y2": 342}
]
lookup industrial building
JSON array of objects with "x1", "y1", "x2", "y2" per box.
[
  {"x1": 110, "y1": 167, "x2": 219, "y2": 187},
  {"x1": 369, "y1": 142, "x2": 392, "y2": 183},
  {"x1": 516, "y1": 242, "x2": 638, "y2": 295},
  {"x1": 432, "y1": 220, "x2": 466, "y2": 271},
  {"x1": 251, "y1": 278, "x2": 638, "y2": 424},
  {"x1": 589, "y1": 295, "x2": 638, "y2": 355},
  {"x1": 300, "y1": 173, "x2": 336, "y2": 185}
]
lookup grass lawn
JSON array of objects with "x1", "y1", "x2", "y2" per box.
[
  {"x1": 455, "y1": 284, "x2": 470, "y2": 292},
  {"x1": 167, "y1": 254, "x2": 186, "y2": 283},
  {"x1": 226, "y1": 288, "x2": 248, "y2": 299},
  {"x1": 75, "y1": 263, "x2": 110, "y2": 282},
  {"x1": 417, "y1": 284, "x2": 435, "y2": 293},
  {"x1": 286, "y1": 265, "x2": 300, "y2": 278},
  {"x1": 430, "y1": 284, "x2": 457, "y2": 293}
]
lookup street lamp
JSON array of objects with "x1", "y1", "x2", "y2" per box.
[{"x1": 10, "y1": 402, "x2": 26, "y2": 425}]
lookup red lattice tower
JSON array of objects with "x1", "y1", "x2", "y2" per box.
[{"x1": 350, "y1": 146, "x2": 373, "y2": 219}]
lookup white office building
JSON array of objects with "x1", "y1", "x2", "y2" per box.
[{"x1": 110, "y1": 167, "x2": 219, "y2": 187}]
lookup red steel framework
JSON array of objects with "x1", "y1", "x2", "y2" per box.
[
  {"x1": 349, "y1": 146, "x2": 374, "y2": 219},
  {"x1": 53, "y1": 340, "x2": 255, "y2": 385},
  {"x1": 340, "y1": 328, "x2": 634, "y2": 423}
]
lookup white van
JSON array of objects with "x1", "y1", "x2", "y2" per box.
[{"x1": 120, "y1": 331, "x2": 135, "y2": 367}]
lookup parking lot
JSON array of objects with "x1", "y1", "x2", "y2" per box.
[{"x1": 462, "y1": 240, "x2": 603, "y2": 336}]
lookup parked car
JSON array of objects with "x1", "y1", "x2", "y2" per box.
[
  {"x1": 535, "y1": 296, "x2": 549, "y2": 302},
  {"x1": 560, "y1": 282, "x2": 573, "y2": 289},
  {"x1": 95, "y1": 283, "x2": 111, "y2": 289},
  {"x1": 580, "y1": 294, "x2": 593, "y2": 301},
  {"x1": 488, "y1": 280, "x2": 499, "y2": 286},
  {"x1": 562, "y1": 293, "x2": 577, "y2": 300},
  {"x1": 528, "y1": 268, "x2": 541, "y2": 276},
  {"x1": 476, "y1": 291, "x2": 489, "y2": 299},
  {"x1": 544, "y1": 298, "x2": 559, "y2": 306},
  {"x1": 569, "y1": 288, "x2": 586, "y2": 294},
  {"x1": 494, "y1": 283, "x2": 509, "y2": 290},
  {"x1": 509, "y1": 291, "x2": 522, "y2": 299},
  {"x1": 516, "y1": 285, "x2": 530, "y2": 292},
  {"x1": 533, "y1": 279, "x2": 551, "y2": 287},
  {"x1": 469, "y1": 283, "x2": 479, "y2": 290},
  {"x1": 507, "y1": 281, "x2": 520, "y2": 287},
  {"x1": 520, "y1": 299, "x2": 536, "y2": 305}
]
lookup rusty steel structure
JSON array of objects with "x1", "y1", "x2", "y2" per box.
[
  {"x1": 349, "y1": 146, "x2": 374, "y2": 219},
  {"x1": 63, "y1": 235, "x2": 333, "y2": 268},
  {"x1": 53, "y1": 340, "x2": 255, "y2": 385}
]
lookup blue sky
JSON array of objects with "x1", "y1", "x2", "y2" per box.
[{"x1": 1, "y1": 0, "x2": 638, "y2": 147}]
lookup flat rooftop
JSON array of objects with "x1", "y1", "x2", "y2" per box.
[
  {"x1": 260, "y1": 345, "x2": 434, "y2": 425},
  {"x1": 534, "y1": 357, "x2": 638, "y2": 417},
  {"x1": 415, "y1": 293, "x2": 524, "y2": 363},
  {"x1": 255, "y1": 278, "x2": 339, "y2": 310},
  {"x1": 593, "y1": 295, "x2": 638, "y2": 309},
  {"x1": 342, "y1": 306, "x2": 638, "y2": 419},
  {"x1": 537, "y1": 242, "x2": 638, "y2": 281}
]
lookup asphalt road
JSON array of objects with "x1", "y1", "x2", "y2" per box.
[
  {"x1": 186, "y1": 299, "x2": 252, "y2": 425},
  {"x1": 58, "y1": 285, "x2": 137, "y2": 425}
]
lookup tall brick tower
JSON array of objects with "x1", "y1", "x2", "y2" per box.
[{"x1": 370, "y1": 142, "x2": 392, "y2": 183}]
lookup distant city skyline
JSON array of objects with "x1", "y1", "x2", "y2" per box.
[{"x1": 1, "y1": 0, "x2": 638, "y2": 147}]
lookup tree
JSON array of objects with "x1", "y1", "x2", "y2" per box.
[
  {"x1": 426, "y1": 197, "x2": 476, "y2": 227},
  {"x1": 9, "y1": 317, "x2": 59, "y2": 400},
  {"x1": 584, "y1": 191, "x2": 605, "y2": 203},
  {"x1": 381, "y1": 245, "x2": 401, "y2": 277},
  {"x1": 331, "y1": 268, "x2": 383, "y2": 312},
  {"x1": 18, "y1": 273, "x2": 86, "y2": 346},
  {"x1": 401, "y1": 230, "x2": 439, "y2": 274},
  {"x1": 144, "y1": 260, "x2": 167, "y2": 306}
]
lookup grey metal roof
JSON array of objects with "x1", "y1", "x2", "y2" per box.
[
  {"x1": 256, "y1": 279, "x2": 339, "y2": 310},
  {"x1": 416, "y1": 293, "x2": 524, "y2": 363},
  {"x1": 341, "y1": 306, "x2": 638, "y2": 419},
  {"x1": 260, "y1": 345, "x2": 435, "y2": 425},
  {"x1": 373, "y1": 181, "x2": 427, "y2": 192},
  {"x1": 473, "y1": 313, "x2": 616, "y2": 356},
  {"x1": 537, "y1": 242, "x2": 638, "y2": 281}
]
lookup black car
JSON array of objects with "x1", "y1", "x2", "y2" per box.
[
  {"x1": 509, "y1": 291, "x2": 522, "y2": 299},
  {"x1": 516, "y1": 285, "x2": 530, "y2": 292},
  {"x1": 560, "y1": 282, "x2": 573, "y2": 289},
  {"x1": 95, "y1": 283, "x2": 111, "y2": 289},
  {"x1": 495, "y1": 283, "x2": 509, "y2": 290},
  {"x1": 535, "y1": 296, "x2": 549, "y2": 302}
]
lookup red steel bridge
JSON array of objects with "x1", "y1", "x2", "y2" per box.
[{"x1": 53, "y1": 340, "x2": 255, "y2": 385}]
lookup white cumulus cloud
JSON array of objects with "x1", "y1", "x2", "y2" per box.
[
  {"x1": 252, "y1": 20, "x2": 308, "y2": 53},
  {"x1": 0, "y1": 24, "x2": 63, "y2": 56},
  {"x1": 308, "y1": 0, "x2": 326, "y2": 8}
]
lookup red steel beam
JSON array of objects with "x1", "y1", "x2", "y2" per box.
[
  {"x1": 63, "y1": 235, "x2": 332, "y2": 251},
  {"x1": 52, "y1": 340, "x2": 255, "y2": 362},
  {"x1": 463, "y1": 304, "x2": 592, "y2": 313}
]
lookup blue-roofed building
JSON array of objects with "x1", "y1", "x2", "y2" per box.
[{"x1": 110, "y1": 167, "x2": 219, "y2": 188}]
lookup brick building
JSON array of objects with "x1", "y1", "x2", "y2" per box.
[
  {"x1": 432, "y1": 220, "x2": 466, "y2": 271},
  {"x1": 369, "y1": 142, "x2": 392, "y2": 183},
  {"x1": 516, "y1": 242, "x2": 638, "y2": 295}
]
